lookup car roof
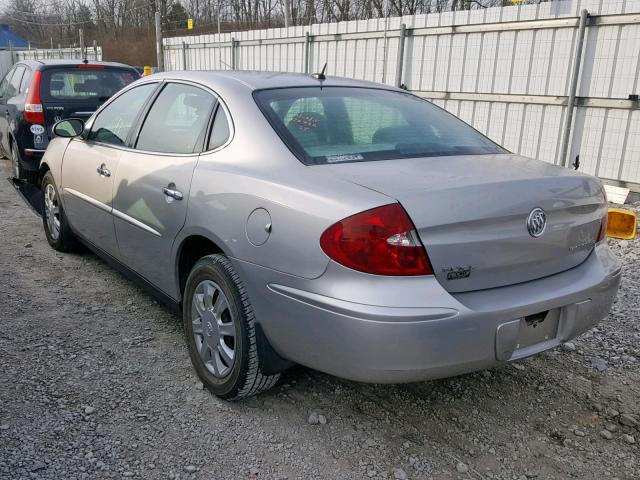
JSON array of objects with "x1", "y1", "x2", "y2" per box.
[
  {"x1": 15, "y1": 59, "x2": 136, "y2": 70},
  {"x1": 149, "y1": 70, "x2": 398, "y2": 92}
]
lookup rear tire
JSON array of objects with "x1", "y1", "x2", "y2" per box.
[
  {"x1": 183, "y1": 254, "x2": 280, "y2": 400},
  {"x1": 41, "y1": 171, "x2": 77, "y2": 252},
  {"x1": 11, "y1": 138, "x2": 38, "y2": 184}
]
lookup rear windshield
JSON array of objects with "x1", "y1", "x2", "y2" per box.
[
  {"x1": 254, "y1": 87, "x2": 505, "y2": 165},
  {"x1": 42, "y1": 68, "x2": 138, "y2": 102}
]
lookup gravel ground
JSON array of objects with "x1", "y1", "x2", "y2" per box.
[{"x1": 1, "y1": 157, "x2": 639, "y2": 480}]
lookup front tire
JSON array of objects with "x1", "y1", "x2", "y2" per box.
[
  {"x1": 41, "y1": 171, "x2": 77, "y2": 252},
  {"x1": 183, "y1": 254, "x2": 280, "y2": 400}
]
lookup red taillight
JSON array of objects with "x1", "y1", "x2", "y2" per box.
[
  {"x1": 320, "y1": 203, "x2": 433, "y2": 276},
  {"x1": 597, "y1": 188, "x2": 608, "y2": 242},
  {"x1": 78, "y1": 64, "x2": 105, "y2": 69},
  {"x1": 24, "y1": 70, "x2": 44, "y2": 124}
]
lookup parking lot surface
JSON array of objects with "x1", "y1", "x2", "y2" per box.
[{"x1": 1, "y1": 158, "x2": 639, "y2": 480}]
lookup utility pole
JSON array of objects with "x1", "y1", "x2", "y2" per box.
[
  {"x1": 283, "y1": 0, "x2": 292, "y2": 28},
  {"x1": 78, "y1": 28, "x2": 85, "y2": 60},
  {"x1": 217, "y1": 0, "x2": 221, "y2": 34},
  {"x1": 155, "y1": 11, "x2": 164, "y2": 72}
]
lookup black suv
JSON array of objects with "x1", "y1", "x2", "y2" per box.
[{"x1": 0, "y1": 59, "x2": 140, "y2": 184}]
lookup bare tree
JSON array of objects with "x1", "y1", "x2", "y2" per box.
[{"x1": 0, "y1": 0, "x2": 547, "y2": 63}]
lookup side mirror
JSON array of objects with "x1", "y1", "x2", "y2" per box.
[{"x1": 53, "y1": 118, "x2": 85, "y2": 138}]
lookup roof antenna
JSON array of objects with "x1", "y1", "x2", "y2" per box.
[{"x1": 312, "y1": 63, "x2": 327, "y2": 80}]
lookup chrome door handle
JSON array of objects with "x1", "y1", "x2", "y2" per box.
[
  {"x1": 96, "y1": 163, "x2": 111, "y2": 177},
  {"x1": 162, "y1": 182, "x2": 183, "y2": 201}
]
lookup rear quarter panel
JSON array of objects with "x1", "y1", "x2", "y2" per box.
[
  {"x1": 184, "y1": 151, "x2": 390, "y2": 280},
  {"x1": 178, "y1": 85, "x2": 392, "y2": 281}
]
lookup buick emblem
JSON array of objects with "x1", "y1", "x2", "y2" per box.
[{"x1": 527, "y1": 208, "x2": 547, "y2": 238}]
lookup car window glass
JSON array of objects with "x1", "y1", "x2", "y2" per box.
[
  {"x1": 343, "y1": 97, "x2": 408, "y2": 144},
  {"x1": 256, "y1": 87, "x2": 504, "y2": 165},
  {"x1": 44, "y1": 69, "x2": 138, "y2": 100},
  {"x1": 280, "y1": 97, "x2": 324, "y2": 124},
  {"x1": 136, "y1": 83, "x2": 215, "y2": 154},
  {"x1": 88, "y1": 83, "x2": 157, "y2": 146},
  {"x1": 207, "y1": 105, "x2": 230, "y2": 150},
  {"x1": 7, "y1": 66, "x2": 24, "y2": 97},
  {"x1": 270, "y1": 96, "x2": 328, "y2": 152},
  {"x1": 19, "y1": 69, "x2": 32, "y2": 94},
  {"x1": 0, "y1": 69, "x2": 13, "y2": 97}
]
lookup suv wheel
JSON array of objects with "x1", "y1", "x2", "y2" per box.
[
  {"x1": 183, "y1": 254, "x2": 280, "y2": 400},
  {"x1": 11, "y1": 138, "x2": 38, "y2": 184},
  {"x1": 41, "y1": 171, "x2": 77, "y2": 251}
]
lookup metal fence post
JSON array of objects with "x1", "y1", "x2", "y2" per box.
[
  {"x1": 559, "y1": 9, "x2": 589, "y2": 167},
  {"x1": 231, "y1": 38, "x2": 237, "y2": 69},
  {"x1": 155, "y1": 12, "x2": 164, "y2": 72},
  {"x1": 79, "y1": 28, "x2": 85, "y2": 59},
  {"x1": 395, "y1": 23, "x2": 407, "y2": 88},
  {"x1": 182, "y1": 42, "x2": 188, "y2": 70},
  {"x1": 304, "y1": 32, "x2": 311, "y2": 74}
]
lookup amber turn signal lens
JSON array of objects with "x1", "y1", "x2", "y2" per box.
[{"x1": 607, "y1": 209, "x2": 637, "y2": 240}]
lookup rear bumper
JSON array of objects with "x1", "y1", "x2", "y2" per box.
[
  {"x1": 234, "y1": 244, "x2": 622, "y2": 383},
  {"x1": 19, "y1": 148, "x2": 45, "y2": 172}
]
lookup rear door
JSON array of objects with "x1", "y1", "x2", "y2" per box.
[
  {"x1": 61, "y1": 82, "x2": 158, "y2": 257},
  {"x1": 112, "y1": 81, "x2": 218, "y2": 295},
  {"x1": 41, "y1": 66, "x2": 139, "y2": 149}
]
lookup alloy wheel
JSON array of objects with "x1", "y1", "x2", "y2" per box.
[
  {"x1": 191, "y1": 280, "x2": 236, "y2": 378},
  {"x1": 44, "y1": 183, "x2": 61, "y2": 241}
]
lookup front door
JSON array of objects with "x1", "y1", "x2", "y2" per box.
[
  {"x1": 113, "y1": 82, "x2": 216, "y2": 296},
  {"x1": 61, "y1": 141, "x2": 121, "y2": 256},
  {"x1": 60, "y1": 82, "x2": 159, "y2": 257}
]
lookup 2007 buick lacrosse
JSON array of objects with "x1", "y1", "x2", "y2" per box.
[{"x1": 39, "y1": 71, "x2": 621, "y2": 399}]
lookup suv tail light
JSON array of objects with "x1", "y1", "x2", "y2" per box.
[
  {"x1": 24, "y1": 70, "x2": 44, "y2": 124},
  {"x1": 320, "y1": 203, "x2": 433, "y2": 276}
]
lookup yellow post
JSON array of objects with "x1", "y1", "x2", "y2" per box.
[{"x1": 143, "y1": 65, "x2": 152, "y2": 76}]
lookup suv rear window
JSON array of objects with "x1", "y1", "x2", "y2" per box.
[
  {"x1": 42, "y1": 68, "x2": 138, "y2": 101},
  {"x1": 254, "y1": 87, "x2": 505, "y2": 165}
]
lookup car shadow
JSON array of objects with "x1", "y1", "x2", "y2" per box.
[{"x1": 8, "y1": 177, "x2": 43, "y2": 216}]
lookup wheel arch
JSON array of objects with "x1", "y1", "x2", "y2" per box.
[
  {"x1": 39, "y1": 161, "x2": 51, "y2": 186},
  {"x1": 175, "y1": 232, "x2": 293, "y2": 376},
  {"x1": 175, "y1": 233, "x2": 226, "y2": 300}
]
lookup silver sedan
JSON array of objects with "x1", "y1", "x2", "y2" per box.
[{"x1": 39, "y1": 71, "x2": 621, "y2": 399}]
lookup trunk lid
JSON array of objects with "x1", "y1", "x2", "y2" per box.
[{"x1": 319, "y1": 154, "x2": 605, "y2": 293}]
